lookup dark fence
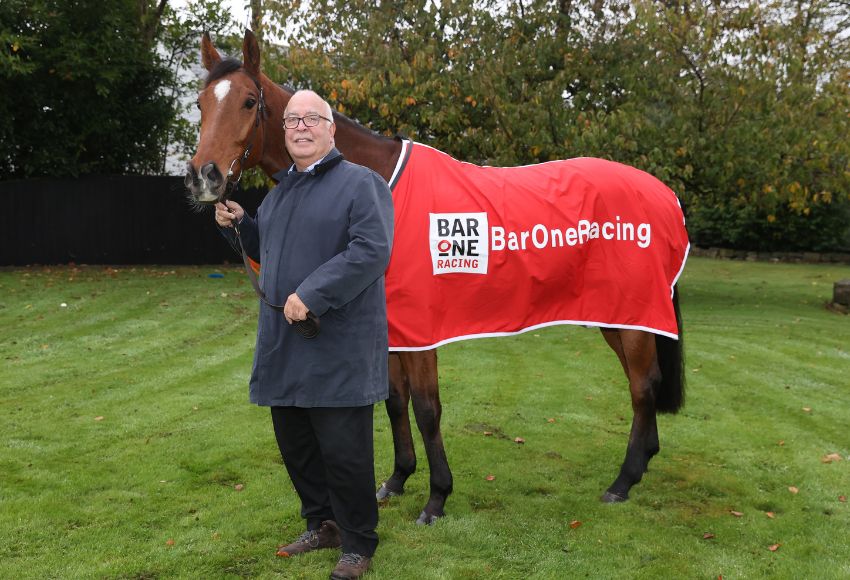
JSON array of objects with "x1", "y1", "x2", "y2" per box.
[{"x1": 1, "y1": 176, "x2": 266, "y2": 265}]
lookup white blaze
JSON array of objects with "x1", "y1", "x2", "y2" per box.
[{"x1": 214, "y1": 80, "x2": 231, "y2": 103}]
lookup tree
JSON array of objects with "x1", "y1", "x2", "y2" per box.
[
  {"x1": 259, "y1": 0, "x2": 849, "y2": 251},
  {"x1": 639, "y1": 0, "x2": 850, "y2": 251},
  {"x1": 0, "y1": 0, "x2": 244, "y2": 179},
  {"x1": 156, "y1": 0, "x2": 239, "y2": 173},
  {"x1": 0, "y1": 0, "x2": 176, "y2": 177}
]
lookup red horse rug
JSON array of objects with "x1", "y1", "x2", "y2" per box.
[{"x1": 384, "y1": 141, "x2": 690, "y2": 351}]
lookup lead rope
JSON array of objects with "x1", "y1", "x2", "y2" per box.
[{"x1": 228, "y1": 205, "x2": 320, "y2": 339}]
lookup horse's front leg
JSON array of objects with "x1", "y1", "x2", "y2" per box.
[
  {"x1": 377, "y1": 353, "x2": 417, "y2": 501},
  {"x1": 601, "y1": 329, "x2": 661, "y2": 503},
  {"x1": 401, "y1": 350, "x2": 453, "y2": 525}
]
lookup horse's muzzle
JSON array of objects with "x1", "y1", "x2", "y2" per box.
[{"x1": 185, "y1": 161, "x2": 225, "y2": 204}]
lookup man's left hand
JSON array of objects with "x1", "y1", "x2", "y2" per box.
[{"x1": 283, "y1": 293, "x2": 309, "y2": 324}]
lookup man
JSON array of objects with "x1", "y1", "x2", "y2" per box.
[{"x1": 214, "y1": 90, "x2": 394, "y2": 579}]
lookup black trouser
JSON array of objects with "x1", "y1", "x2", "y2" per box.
[{"x1": 270, "y1": 405, "x2": 379, "y2": 557}]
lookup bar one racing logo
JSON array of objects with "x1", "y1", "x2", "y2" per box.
[
  {"x1": 429, "y1": 212, "x2": 652, "y2": 276},
  {"x1": 429, "y1": 212, "x2": 489, "y2": 274}
]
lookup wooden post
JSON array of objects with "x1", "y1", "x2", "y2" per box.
[{"x1": 834, "y1": 279, "x2": 850, "y2": 307}]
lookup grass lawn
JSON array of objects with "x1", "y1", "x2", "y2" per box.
[{"x1": 1, "y1": 256, "x2": 848, "y2": 579}]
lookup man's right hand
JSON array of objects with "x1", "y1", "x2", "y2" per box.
[{"x1": 214, "y1": 200, "x2": 245, "y2": 228}]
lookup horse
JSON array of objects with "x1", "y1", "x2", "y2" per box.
[{"x1": 185, "y1": 30, "x2": 687, "y2": 525}]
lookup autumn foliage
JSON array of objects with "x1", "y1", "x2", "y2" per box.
[{"x1": 261, "y1": 0, "x2": 849, "y2": 252}]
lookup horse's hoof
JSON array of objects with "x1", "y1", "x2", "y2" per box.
[
  {"x1": 600, "y1": 491, "x2": 628, "y2": 503},
  {"x1": 376, "y1": 482, "x2": 403, "y2": 502},
  {"x1": 415, "y1": 511, "x2": 441, "y2": 526}
]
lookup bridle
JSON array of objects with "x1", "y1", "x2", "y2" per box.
[{"x1": 221, "y1": 72, "x2": 268, "y2": 200}]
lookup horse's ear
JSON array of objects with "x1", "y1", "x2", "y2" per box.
[
  {"x1": 242, "y1": 29, "x2": 261, "y2": 78},
  {"x1": 201, "y1": 31, "x2": 222, "y2": 71}
]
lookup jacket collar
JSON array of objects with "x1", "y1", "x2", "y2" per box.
[{"x1": 273, "y1": 148, "x2": 345, "y2": 182}]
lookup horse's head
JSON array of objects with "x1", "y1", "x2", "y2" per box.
[{"x1": 186, "y1": 30, "x2": 282, "y2": 204}]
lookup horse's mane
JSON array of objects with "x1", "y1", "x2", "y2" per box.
[{"x1": 330, "y1": 108, "x2": 398, "y2": 143}]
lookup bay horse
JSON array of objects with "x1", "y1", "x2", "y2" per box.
[{"x1": 186, "y1": 30, "x2": 686, "y2": 525}]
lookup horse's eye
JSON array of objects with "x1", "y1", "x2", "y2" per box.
[{"x1": 244, "y1": 98, "x2": 257, "y2": 109}]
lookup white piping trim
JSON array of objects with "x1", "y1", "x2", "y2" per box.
[
  {"x1": 388, "y1": 139, "x2": 410, "y2": 188},
  {"x1": 670, "y1": 242, "x2": 690, "y2": 298},
  {"x1": 388, "y1": 319, "x2": 679, "y2": 352}
]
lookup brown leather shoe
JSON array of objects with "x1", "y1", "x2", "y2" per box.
[
  {"x1": 276, "y1": 520, "x2": 341, "y2": 557},
  {"x1": 330, "y1": 552, "x2": 371, "y2": 579}
]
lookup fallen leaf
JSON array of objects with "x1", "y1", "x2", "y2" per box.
[
  {"x1": 94, "y1": 416, "x2": 104, "y2": 421},
  {"x1": 765, "y1": 512, "x2": 775, "y2": 519},
  {"x1": 768, "y1": 543, "x2": 781, "y2": 552},
  {"x1": 483, "y1": 431, "x2": 493, "y2": 436},
  {"x1": 485, "y1": 474, "x2": 495, "y2": 481},
  {"x1": 730, "y1": 510, "x2": 743, "y2": 517},
  {"x1": 703, "y1": 532, "x2": 715, "y2": 540},
  {"x1": 802, "y1": 407, "x2": 812, "y2": 413},
  {"x1": 547, "y1": 418, "x2": 556, "y2": 423},
  {"x1": 839, "y1": 495, "x2": 846, "y2": 503},
  {"x1": 788, "y1": 486, "x2": 799, "y2": 494},
  {"x1": 821, "y1": 453, "x2": 842, "y2": 463},
  {"x1": 569, "y1": 520, "x2": 582, "y2": 529},
  {"x1": 234, "y1": 483, "x2": 244, "y2": 491},
  {"x1": 166, "y1": 539, "x2": 175, "y2": 546},
  {"x1": 778, "y1": 440, "x2": 785, "y2": 446},
  {"x1": 514, "y1": 437, "x2": 525, "y2": 444},
  {"x1": 212, "y1": 532, "x2": 220, "y2": 540}
]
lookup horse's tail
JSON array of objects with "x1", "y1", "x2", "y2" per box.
[{"x1": 654, "y1": 284, "x2": 685, "y2": 414}]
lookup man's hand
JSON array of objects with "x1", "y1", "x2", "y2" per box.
[
  {"x1": 214, "y1": 200, "x2": 245, "y2": 228},
  {"x1": 284, "y1": 293, "x2": 309, "y2": 324}
]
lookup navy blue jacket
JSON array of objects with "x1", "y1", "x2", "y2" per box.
[{"x1": 223, "y1": 149, "x2": 394, "y2": 406}]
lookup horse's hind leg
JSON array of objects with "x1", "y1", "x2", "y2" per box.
[
  {"x1": 402, "y1": 350, "x2": 453, "y2": 525},
  {"x1": 377, "y1": 353, "x2": 417, "y2": 501},
  {"x1": 600, "y1": 329, "x2": 661, "y2": 503}
]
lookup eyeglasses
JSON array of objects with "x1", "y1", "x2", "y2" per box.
[{"x1": 283, "y1": 114, "x2": 333, "y2": 129}]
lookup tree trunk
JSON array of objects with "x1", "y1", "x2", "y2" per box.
[
  {"x1": 139, "y1": 0, "x2": 168, "y2": 47},
  {"x1": 251, "y1": 0, "x2": 263, "y2": 42}
]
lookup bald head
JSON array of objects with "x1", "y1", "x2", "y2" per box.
[
  {"x1": 283, "y1": 90, "x2": 336, "y2": 171},
  {"x1": 285, "y1": 90, "x2": 334, "y2": 120}
]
